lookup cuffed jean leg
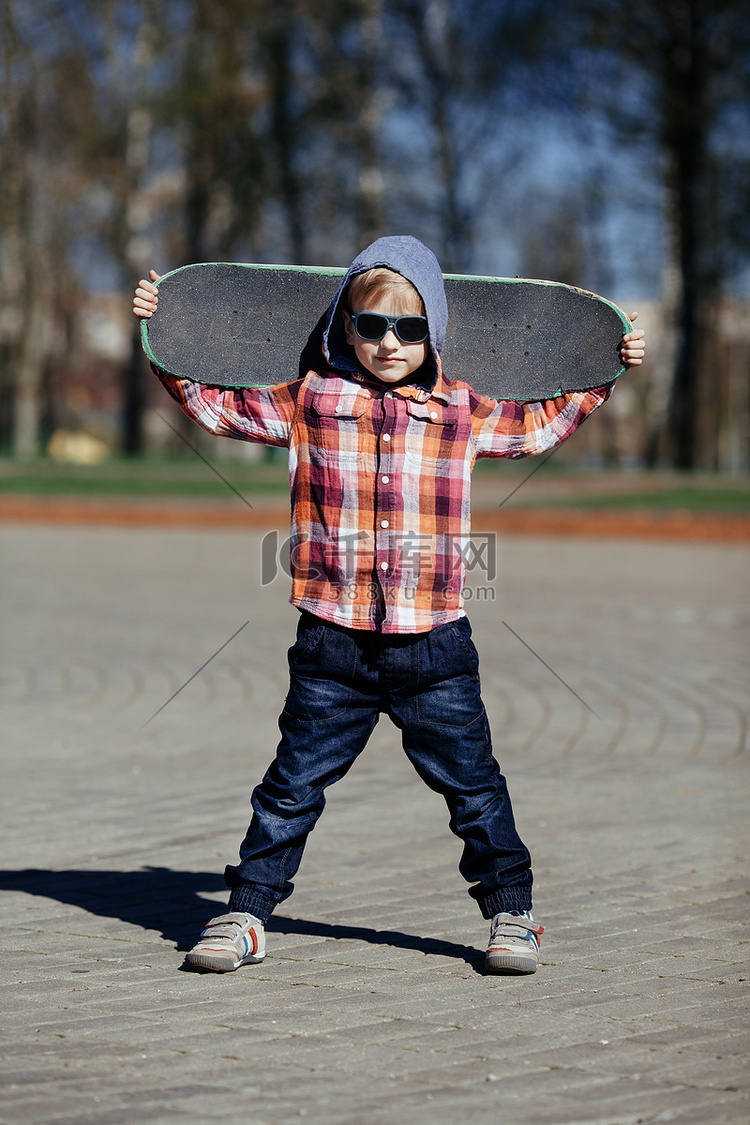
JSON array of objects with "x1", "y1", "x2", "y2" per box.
[
  {"x1": 225, "y1": 615, "x2": 380, "y2": 920},
  {"x1": 385, "y1": 618, "x2": 533, "y2": 917}
]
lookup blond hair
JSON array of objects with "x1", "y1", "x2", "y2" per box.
[{"x1": 345, "y1": 268, "x2": 425, "y2": 316}]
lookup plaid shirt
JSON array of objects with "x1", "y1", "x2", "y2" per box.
[{"x1": 156, "y1": 363, "x2": 611, "y2": 633}]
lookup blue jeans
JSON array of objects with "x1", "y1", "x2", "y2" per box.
[{"x1": 225, "y1": 612, "x2": 532, "y2": 922}]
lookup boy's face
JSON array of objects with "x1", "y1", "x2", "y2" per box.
[{"x1": 343, "y1": 295, "x2": 428, "y2": 385}]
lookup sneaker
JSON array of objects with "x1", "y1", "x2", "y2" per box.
[
  {"x1": 485, "y1": 912, "x2": 544, "y2": 975},
  {"x1": 184, "y1": 912, "x2": 266, "y2": 972}
]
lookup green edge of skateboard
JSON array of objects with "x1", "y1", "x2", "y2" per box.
[{"x1": 140, "y1": 262, "x2": 632, "y2": 401}]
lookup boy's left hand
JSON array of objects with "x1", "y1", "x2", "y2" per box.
[
  {"x1": 133, "y1": 269, "x2": 161, "y2": 320},
  {"x1": 620, "y1": 312, "x2": 646, "y2": 366}
]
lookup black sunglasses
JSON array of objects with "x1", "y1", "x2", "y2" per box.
[{"x1": 351, "y1": 312, "x2": 429, "y2": 344}]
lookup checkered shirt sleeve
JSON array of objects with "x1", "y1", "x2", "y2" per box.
[
  {"x1": 153, "y1": 365, "x2": 298, "y2": 447},
  {"x1": 470, "y1": 384, "x2": 613, "y2": 458}
]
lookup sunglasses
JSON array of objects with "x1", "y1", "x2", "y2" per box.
[{"x1": 351, "y1": 312, "x2": 429, "y2": 344}]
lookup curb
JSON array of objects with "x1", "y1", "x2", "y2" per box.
[{"x1": 1, "y1": 495, "x2": 749, "y2": 541}]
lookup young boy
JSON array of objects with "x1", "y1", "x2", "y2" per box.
[{"x1": 133, "y1": 236, "x2": 645, "y2": 974}]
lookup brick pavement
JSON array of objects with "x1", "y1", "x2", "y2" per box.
[{"x1": 0, "y1": 524, "x2": 748, "y2": 1124}]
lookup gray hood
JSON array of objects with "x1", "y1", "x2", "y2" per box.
[{"x1": 321, "y1": 235, "x2": 448, "y2": 376}]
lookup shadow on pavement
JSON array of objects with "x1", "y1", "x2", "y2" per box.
[
  {"x1": 1, "y1": 867, "x2": 484, "y2": 972},
  {"x1": 266, "y1": 914, "x2": 484, "y2": 972}
]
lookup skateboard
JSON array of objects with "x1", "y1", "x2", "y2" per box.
[{"x1": 141, "y1": 262, "x2": 632, "y2": 402}]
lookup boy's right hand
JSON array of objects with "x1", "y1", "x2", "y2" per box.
[{"x1": 132, "y1": 269, "x2": 161, "y2": 319}]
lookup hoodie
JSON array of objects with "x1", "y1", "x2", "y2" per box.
[{"x1": 321, "y1": 236, "x2": 449, "y2": 379}]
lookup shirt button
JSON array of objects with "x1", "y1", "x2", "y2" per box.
[
  {"x1": 382, "y1": 475, "x2": 389, "y2": 483},
  {"x1": 430, "y1": 410, "x2": 438, "y2": 419},
  {"x1": 380, "y1": 561, "x2": 388, "y2": 571},
  {"x1": 384, "y1": 391, "x2": 392, "y2": 398},
  {"x1": 335, "y1": 405, "x2": 342, "y2": 413},
  {"x1": 383, "y1": 433, "x2": 391, "y2": 442},
  {"x1": 380, "y1": 519, "x2": 389, "y2": 528}
]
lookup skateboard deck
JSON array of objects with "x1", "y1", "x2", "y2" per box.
[{"x1": 141, "y1": 262, "x2": 631, "y2": 401}]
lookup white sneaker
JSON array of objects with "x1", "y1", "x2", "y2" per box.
[
  {"x1": 485, "y1": 912, "x2": 544, "y2": 974},
  {"x1": 184, "y1": 912, "x2": 266, "y2": 972}
]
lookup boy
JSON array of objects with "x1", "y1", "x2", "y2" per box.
[{"x1": 133, "y1": 236, "x2": 645, "y2": 974}]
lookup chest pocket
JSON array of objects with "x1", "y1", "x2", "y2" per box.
[
  {"x1": 404, "y1": 398, "x2": 458, "y2": 464},
  {"x1": 309, "y1": 390, "x2": 370, "y2": 462}
]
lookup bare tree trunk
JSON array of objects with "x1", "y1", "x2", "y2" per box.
[
  {"x1": 1, "y1": 3, "x2": 50, "y2": 457},
  {"x1": 396, "y1": 0, "x2": 472, "y2": 271},
  {"x1": 662, "y1": 1, "x2": 708, "y2": 470},
  {"x1": 14, "y1": 294, "x2": 48, "y2": 457},
  {"x1": 122, "y1": 35, "x2": 156, "y2": 455},
  {"x1": 353, "y1": 0, "x2": 384, "y2": 246},
  {"x1": 266, "y1": 2, "x2": 308, "y2": 263},
  {"x1": 12, "y1": 101, "x2": 48, "y2": 458}
]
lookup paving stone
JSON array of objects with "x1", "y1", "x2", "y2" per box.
[{"x1": 1, "y1": 526, "x2": 748, "y2": 1124}]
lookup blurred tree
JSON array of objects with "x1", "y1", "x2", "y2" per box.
[
  {"x1": 2, "y1": 0, "x2": 746, "y2": 468},
  {"x1": 0, "y1": 0, "x2": 102, "y2": 455},
  {"x1": 294, "y1": 0, "x2": 386, "y2": 252},
  {"x1": 155, "y1": 0, "x2": 389, "y2": 267},
  {"x1": 261, "y1": 0, "x2": 309, "y2": 261},
  {"x1": 0, "y1": 1, "x2": 44, "y2": 455},
  {"x1": 382, "y1": 0, "x2": 561, "y2": 271},
  {"x1": 122, "y1": 2, "x2": 159, "y2": 455},
  {"x1": 171, "y1": 0, "x2": 269, "y2": 265},
  {"x1": 72, "y1": 0, "x2": 167, "y2": 455},
  {"x1": 567, "y1": 0, "x2": 750, "y2": 469},
  {"x1": 252, "y1": 0, "x2": 379, "y2": 261}
]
